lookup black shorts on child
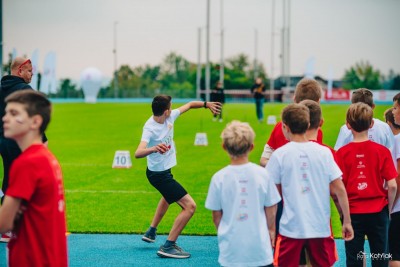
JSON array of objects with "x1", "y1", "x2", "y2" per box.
[
  {"x1": 389, "y1": 211, "x2": 400, "y2": 261},
  {"x1": 146, "y1": 168, "x2": 187, "y2": 204}
]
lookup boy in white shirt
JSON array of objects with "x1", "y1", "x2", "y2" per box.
[
  {"x1": 267, "y1": 103, "x2": 354, "y2": 266},
  {"x1": 205, "y1": 121, "x2": 281, "y2": 267},
  {"x1": 135, "y1": 95, "x2": 221, "y2": 259}
]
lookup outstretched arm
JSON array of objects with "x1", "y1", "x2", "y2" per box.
[
  {"x1": 330, "y1": 178, "x2": 353, "y2": 241},
  {"x1": 178, "y1": 101, "x2": 221, "y2": 115},
  {"x1": 134, "y1": 141, "x2": 169, "y2": 158}
]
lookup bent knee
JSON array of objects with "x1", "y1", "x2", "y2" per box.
[{"x1": 184, "y1": 201, "x2": 196, "y2": 215}]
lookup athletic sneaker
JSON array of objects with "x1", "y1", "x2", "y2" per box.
[
  {"x1": 141, "y1": 230, "x2": 156, "y2": 243},
  {"x1": 157, "y1": 243, "x2": 191, "y2": 259},
  {"x1": 0, "y1": 231, "x2": 12, "y2": 243}
]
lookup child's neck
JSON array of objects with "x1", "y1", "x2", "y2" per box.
[
  {"x1": 351, "y1": 130, "x2": 369, "y2": 142},
  {"x1": 305, "y1": 129, "x2": 318, "y2": 142},
  {"x1": 289, "y1": 133, "x2": 308, "y2": 143},
  {"x1": 230, "y1": 155, "x2": 249, "y2": 165},
  {"x1": 153, "y1": 115, "x2": 166, "y2": 124},
  {"x1": 394, "y1": 128, "x2": 400, "y2": 136},
  {"x1": 16, "y1": 134, "x2": 43, "y2": 152}
]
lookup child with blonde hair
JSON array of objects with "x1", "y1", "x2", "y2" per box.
[{"x1": 206, "y1": 121, "x2": 281, "y2": 267}]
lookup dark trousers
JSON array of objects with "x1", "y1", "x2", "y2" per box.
[
  {"x1": 255, "y1": 98, "x2": 264, "y2": 120},
  {"x1": 0, "y1": 137, "x2": 21, "y2": 203},
  {"x1": 345, "y1": 206, "x2": 389, "y2": 267}
]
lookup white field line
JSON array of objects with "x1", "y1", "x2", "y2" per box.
[
  {"x1": 61, "y1": 163, "x2": 111, "y2": 167},
  {"x1": 65, "y1": 189, "x2": 206, "y2": 195}
]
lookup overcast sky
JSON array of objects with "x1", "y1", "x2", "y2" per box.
[{"x1": 4, "y1": 0, "x2": 400, "y2": 81}]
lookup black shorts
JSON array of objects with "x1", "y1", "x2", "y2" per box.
[
  {"x1": 146, "y1": 168, "x2": 187, "y2": 204},
  {"x1": 389, "y1": 211, "x2": 400, "y2": 260}
]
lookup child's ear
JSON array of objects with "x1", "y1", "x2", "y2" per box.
[
  {"x1": 249, "y1": 143, "x2": 254, "y2": 152},
  {"x1": 31, "y1": 114, "x2": 43, "y2": 131},
  {"x1": 346, "y1": 122, "x2": 351, "y2": 130},
  {"x1": 319, "y1": 118, "x2": 324, "y2": 128},
  {"x1": 369, "y1": 119, "x2": 375, "y2": 129},
  {"x1": 222, "y1": 143, "x2": 227, "y2": 151}
]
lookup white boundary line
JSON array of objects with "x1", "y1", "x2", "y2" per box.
[{"x1": 65, "y1": 189, "x2": 206, "y2": 195}]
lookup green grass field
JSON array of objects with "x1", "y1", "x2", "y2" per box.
[{"x1": 2, "y1": 102, "x2": 393, "y2": 238}]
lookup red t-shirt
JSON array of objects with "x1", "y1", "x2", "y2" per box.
[
  {"x1": 267, "y1": 121, "x2": 323, "y2": 150},
  {"x1": 6, "y1": 144, "x2": 67, "y2": 267},
  {"x1": 336, "y1": 140, "x2": 397, "y2": 214}
]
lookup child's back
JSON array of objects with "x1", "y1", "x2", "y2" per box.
[
  {"x1": 207, "y1": 162, "x2": 280, "y2": 266},
  {"x1": 206, "y1": 121, "x2": 280, "y2": 267},
  {"x1": 268, "y1": 141, "x2": 340, "y2": 238}
]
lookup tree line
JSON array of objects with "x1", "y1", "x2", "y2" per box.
[{"x1": 3, "y1": 52, "x2": 400, "y2": 98}]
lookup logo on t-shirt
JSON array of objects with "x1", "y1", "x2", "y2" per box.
[
  {"x1": 357, "y1": 171, "x2": 366, "y2": 179},
  {"x1": 237, "y1": 213, "x2": 248, "y2": 221},
  {"x1": 357, "y1": 161, "x2": 365, "y2": 169},
  {"x1": 357, "y1": 182, "x2": 368, "y2": 190}
]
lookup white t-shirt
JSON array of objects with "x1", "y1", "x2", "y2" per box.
[
  {"x1": 140, "y1": 109, "x2": 180, "y2": 171},
  {"x1": 391, "y1": 133, "x2": 400, "y2": 214},
  {"x1": 205, "y1": 162, "x2": 281, "y2": 267},
  {"x1": 334, "y1": 118, "x2": 396, "y2": 164},
  {"x1": 267, "y1": 141, "x2": 342, "y2": 239}
]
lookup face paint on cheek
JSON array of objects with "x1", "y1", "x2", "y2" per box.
[{"x1": 15, "y1": 116, "x2": 24, "y2": 124}]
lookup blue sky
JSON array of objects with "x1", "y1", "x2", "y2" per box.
[{"x1": 4, "y1": 0, "x2": 400, "y2": 81}]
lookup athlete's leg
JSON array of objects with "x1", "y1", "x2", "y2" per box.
[
  {"x1": 167, "y1": 194, "x2": 196, "y2": 241},
  {"x1": 150, "y1": 197, "x2": 169, "y2": 228}
]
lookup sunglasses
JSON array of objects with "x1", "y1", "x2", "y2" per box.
[{"x1": 18, "y1": 59, "x2": 31, "y2": 71}]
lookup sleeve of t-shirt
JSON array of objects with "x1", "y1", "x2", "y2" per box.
[
  {"x1": 335, "y1": 149, "x2": 347, "y2": 183},
  {"x1": 266, "y1": 153, "x2": 281, "y2": 185},
  {"x1": 334, "y1": 125, "x2": 352, "y2": 151},
  {"x1": 266, "y1": 123, "x2": 281, "y2": 150},
  {"x1": 170, "y1": 109, "x2": 180, "y2": 122},
  {"x1": 324, "y1": 149, "x2": 343, "y2": 182},
  {"x1": 264, "y1": 173, "x2": 282, "y2": 207},
  {"x1": 384, "y1": 124, "x2": 396, "y2": 162},
  {"x1": 6, "y1": 160, "x2": 36, "y2": 201},
  {"x1": 381, "y1": 148, "x2": 398, "y2": 181},
  {"x1": 205, "y1": 175, "x2": 221, "y2": 211},
  {"x1": 141, "y1": 126, "x2": 153, "y2": 143}
]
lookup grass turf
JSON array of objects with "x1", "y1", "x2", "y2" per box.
[{"x1": 0, "y1": 102, "x2": 393, "y2": 237}]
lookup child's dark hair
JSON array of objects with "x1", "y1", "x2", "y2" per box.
[
  {"x1": 384, "y1": 107, "x2": 400, "y2": 130},
  {"x1": 351, "y1": 88, "x2": 374, "y2": 107},
  {"x1": 299, "y1": 100, "x2": 321, "y2": 130},
  {"x1": 282, "y1": 103, "x2": 310, "y2": 134},
  {"x1": 346, "y1": 102, "x2": 373, "y2": 133},
  {"x1": 152, "y1": 95, "x2": 172, "y2": 116},
  {"x1": 393, "y1": 92, "x2": 400, "y2": 105},
  {"x1": 5, "y1": 90, "x2": 51, "y2": 134}
]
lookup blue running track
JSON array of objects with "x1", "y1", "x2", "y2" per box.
[{"x1": 0, "y1": 234, "x2": 372, "y2": 266}]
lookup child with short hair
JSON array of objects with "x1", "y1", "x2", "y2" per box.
[
  {"x1": 267, "y1": 103, "x2": 353, "y2": 267},
  {"x1": 135, "y1": 95, "x2": 221, "y2": 259},
  {"x1": 0, "y1": 90, "x2": 67, "y2": 266},
  {"x1": 334, "y1": 88, "x2": 395, "y2": 163},
  {"x1": 205, "y1": 120, "x2": 281, "y2": 267},
  {"x1": 260, "y1": 78, "x2": 323, "y2": 167},
  {"x1": 336, "y1": 102, "x2": 397, "y2": 267}
]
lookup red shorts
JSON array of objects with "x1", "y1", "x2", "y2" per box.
[{"x1": 274, "y1": 235, "x2": 337, "y2": 267}]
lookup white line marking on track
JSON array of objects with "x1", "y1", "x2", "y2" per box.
[{"x1": 65, "y1": 190, "x2": 206, "y2": 195}]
